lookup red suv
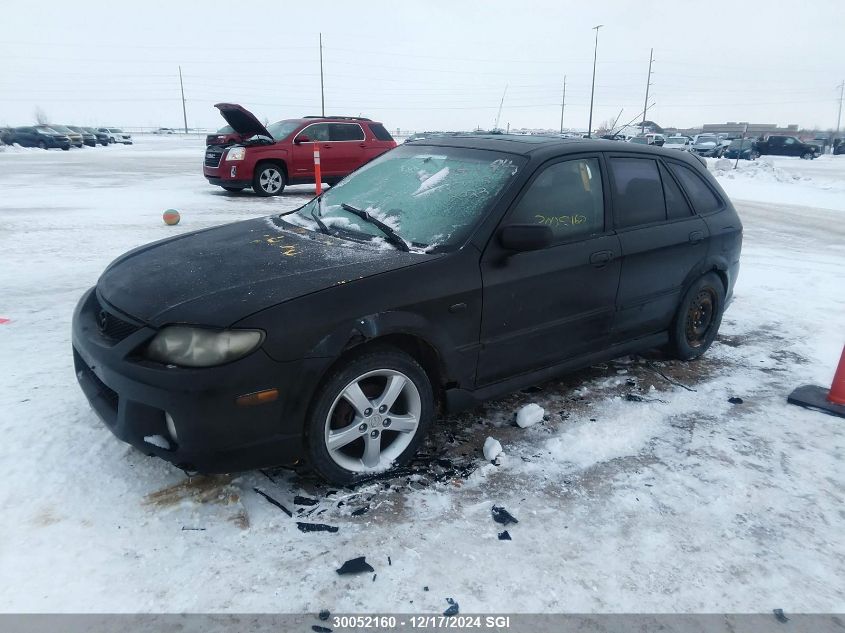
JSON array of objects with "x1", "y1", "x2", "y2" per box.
[{"x1": 204, "y1": 104, "x2": 397, "y2": 196}]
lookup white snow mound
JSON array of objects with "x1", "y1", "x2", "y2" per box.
[
  {"x1": 516, "y1": 403, "x2": 544, "y2": 428},
  {"x1": 483, "y1": 436, "x2": 503, "y2": 461},
  {"x1": 143, "y1": 434, "x2": 170, "y2": 450}
]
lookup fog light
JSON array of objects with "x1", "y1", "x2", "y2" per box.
[
  {"x1": 236, "y1": 388, "x2": 279, "y2": 407},
  {"x1": 165, "y1": 412, "x2": 178, "y2": 442},
  {"x1": 230, "y1": 166, "x2": 237, "y2": 178}
]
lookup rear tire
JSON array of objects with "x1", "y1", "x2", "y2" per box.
[
  {"x1": 252, "y1": 163, "x2": 286, "y2": 197},
  {"x1": 305, "y1": 347, "x2": 434, "y2": 485},
  {"x1": 669, "y1": 273, "x2": 726, "y2": 361}
]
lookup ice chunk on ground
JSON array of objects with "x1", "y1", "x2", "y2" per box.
[
  {"x1": 483, "y1": 437, "x2": 502, "y2": 462},
  {"x1": 516, "y1": 403, "x2": 544, "y2": 428},
  {"x1": 143, "y1": 434, "x2": 170, "y2": 450}
]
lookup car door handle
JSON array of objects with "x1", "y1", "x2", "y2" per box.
[
  {"x1": 689, "y1": 231, "x2": 704, "y2": 244},
  {"x1": 589, "y1": 250, "x2": 614, "y2": 267}
]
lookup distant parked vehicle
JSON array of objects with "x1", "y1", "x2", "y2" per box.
[
  {"x1": 154, "y1": 127, "x2": 176, "y2": 134},
  {"x1": 68, "y1": 126, "x2": 98, "y2": 147},
  {"x1": 754, "y1": 135, "x2": 818, "y2": 159},
  {"x1": 203, "y1": 103, "x2": 397, "y2": 196},
  {"x1": 834, "y1": 139, "x2": 845, "y2": 155},
  {"x1": 0, "y1": 127, "x2": 11, "y2": 145},
  {"x1": 691, "y1": 134, "x2": 723, "y2": 157},
  {"x1": 723, "y1": 139, "x2": 759, "y2": 160},
  {"x1": 49, "y1": 124, "x2": 84, "y2": 148},
  {"x1": 82, "y1": 127, "x2": 110, "y2": 146},
  {"x1": 629, "y1": 133, "x2": 665, "y2": 146},
  {"x1": 97, "y1": 128, "x2": 133, "y2": 144},
  {"x1": 205, "y1": 125, "x2": 244, "y2": 147},
  {"x1": 4, "y1": 126, "x2": 71, "y2": 150},
  {"x1": 664, "y1": 136, "x2": 691, "y2": 150}
]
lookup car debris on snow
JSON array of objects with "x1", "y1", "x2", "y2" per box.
[
  {"x1": 729, "y1": 397, "x2": 744, "y2": 404},
  {"x1": 483, "y1": 436, "x2": 503, "y2": 462},
  {"x1": 253, "y1": 488, "x2": 292, "y2": 517},
  {"x1": 492, "y1": 505, "x2": 519, "y2": 525},
  {"x1": 336, "y1": 556, "x2": 375, "y2": 575},
  {"x1": 297, "y1": 522, "x2": 338, "y2": 533},
  {"x1": 311, "y1": 626, "x2": 332, "y2": 633},
  {"x1": 516, "y1": 403, "x2": 544, "y2": 428},
  {"x1": 773, "y1": 608, "x2": 789, "y2": 623},
  {"x1": 318, "y1": 609, "x2": 330, "y2": 621},
  {"x1": 294, "y1": 495, "x2": 319, "y2": 506},
  {"x1": 443, "y1": 597, "x2": 460, "y2": 616},
  {"x1": 498, "y1": 530, "x2": 512, "y2": 540},
  {"x1": 351, "y1": 505, "x2": 370, "y2": 516}
]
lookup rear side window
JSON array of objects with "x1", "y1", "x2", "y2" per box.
[
  {"x1": 668, "y1": 163, "x2": 722, "y2": 214},
  {"x1": 609, "y1": 158, "x2": 666, "y2": 228},
  {"x1": 369, "y1": 123, "x2": 395, "y2": 142},
  {"x1": 659, "y1": 163, "x2": 693, "y2": 219},
  {"x1": 329, "y1": 123, "x2": 365, "y2": 142},
  {"x1": 508, "y1": 158, "x2": 605, "y2": 242}
]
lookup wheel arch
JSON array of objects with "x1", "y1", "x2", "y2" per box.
[{"x1": 254, "y1": 157, "x2": 288, "y2": 181}]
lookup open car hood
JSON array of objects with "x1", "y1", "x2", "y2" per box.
[{"x1": 213, "y1": 103, "x2": 272, "y2": 139}]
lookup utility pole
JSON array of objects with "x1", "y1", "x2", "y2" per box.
[
  {"x1": 178, "y1": 65, "x2": 188, "y2": 134},
  {"x1": 641, "y1": 48, "x2": 654, "y2": 135},
  {"x1": 319, "y1": 33, "x2": 325, "y2": 117},
  {"x1": 559, "y1": 75, "x2": 566, "y2": 133},
  {"x1": 494, "y1": 84, "x2": 508, "y2": 132},
  {"x1": 836, "y1": 80, "x2": 844, "y2": 137},
  {"x1": 587, "y1": 24, "x2": 603, "y2": 138}
]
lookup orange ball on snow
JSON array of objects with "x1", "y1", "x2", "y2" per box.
[{"x1": 163, "y1": 209, "x2": 180, "y2": 225}]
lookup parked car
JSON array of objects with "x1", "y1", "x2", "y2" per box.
[
  {"x1": 83, "y1": 127, "x2": 110, "y2": 146},
  {"x1": 67, "y1": 126, "x2": 98, "y2": 147},
  {"x1": 49, "y1": 124, "x2": 84, "y2": 148},
  {"x1": 754, "y1": 135, "x2": 819, "y2": 159},
  {"x1": 203, "y1": 104, "x2": 397, "y2": 196},
  {"x1": 629, "y1": 133, "x2": 665, "y2": 146},
  {"x1": 154, "y1": 127, "x2": 176, "y2": 134},
  {"x1": 4, "y1": 126, "x2": 71, "y2": 150},
  {"x1": 723, "y1": 139, "x2": 759, "y2": 160},
  {"x1": 691, "y1": 134, "x2": 723, "y2": 157},
  {"x1": 73, "y1": 135, "x2": 741, "y2": 483},
  {"x1": 0, "y1": 127, "x2": 11, "y2": 144},
  {"x1": 205, "y1": 125, "x2": 244, "y2": 147},
  {"x1": 97, "y1": 128, "x2": 133, "y2": 144},
  {"x1": 664, "y1": 136, "x2": 691, "y2": 151},
  {"x1": 834, "y1": 139, "x2": 845, "y2": 155}
]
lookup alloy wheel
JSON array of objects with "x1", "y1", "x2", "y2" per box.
[
  {"x1": 258, "y1": 167, "x2": 283, "y2": 194},
  {"x1": 324, "y1": 369, "x2": 421, "y2": 472}
]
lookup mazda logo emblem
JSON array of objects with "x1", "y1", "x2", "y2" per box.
[{"x1": 97, "y1": 310, "x2": 109, "y2": 333}]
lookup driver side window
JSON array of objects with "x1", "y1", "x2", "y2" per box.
[
  {"x1": 300, "y1": 123, "x2": 330, "y2": 142},
  {"x1": 508, "y1": 158, "x2": 605, "y2": 242}
]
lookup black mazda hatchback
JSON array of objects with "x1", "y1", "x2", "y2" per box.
[{"x1": 73, "y1": 135, "x2": 742, "y2": 483}]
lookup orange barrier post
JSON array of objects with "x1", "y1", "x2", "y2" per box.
[
  {"x1": 787, "y1": 343, "x2": 845, "y2": 417},
  {"x1": 313, "y1": 146, "x2": 322, "y2": 196}
]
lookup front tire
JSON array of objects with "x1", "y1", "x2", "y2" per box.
[
  {"x1": 252, "y1": 163, "x2": 286, "y2": 196},
  {"x1": 669, "y1": 273, "x2": 726, "y2": 361},
  {"x1": 305, "y1": 348, "x2": 435, "y2": 484},
  {"x1": 38, "y1": 141, "x2": 47, "y2": 150},
  {"x1": 801, "y1": 151, "x2": 814, "y2": 160}
]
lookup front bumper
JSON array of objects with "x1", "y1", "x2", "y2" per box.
[{"x1": 71, "y1": 287, "x2": 318, "y2": 473}]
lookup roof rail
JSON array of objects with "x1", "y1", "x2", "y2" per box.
[{"x1": 303, "y1": 115, "x2": 373, "y2": 121}]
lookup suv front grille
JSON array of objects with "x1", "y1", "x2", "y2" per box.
[
  {"x1": 205, "y1": 146, "x2": 224, "y2": 167},
  {"x1": 94, "y1": 296, "x2": 139, "y2": 343}
]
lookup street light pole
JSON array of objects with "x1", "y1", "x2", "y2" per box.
[
  {"x1": 587, "y1": 24, "x2": 603, "y2": 138},
  {"x1": 319, "y1": 33, "x2": 325, "y2": 117},
  {"x1": 559, "y1": 75, "x2": 566, "y2": 134},
  {"x1": 641, "y1": 48, "x2": 653, "y2": 135}
]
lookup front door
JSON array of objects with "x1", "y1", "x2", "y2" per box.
[
  {"x1": 290, "y1": 123, "x2": 343, "y2": 181},
  {"x1": 607, "y1": 155, "x2": 709, "y2": 341},
  {"x1": 478, "y1": 155, "x2": 621, "y2": 385}
]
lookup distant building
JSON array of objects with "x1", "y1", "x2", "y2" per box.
[{"x1": 701, "y1": 122, "x2": 799, "y2": 136}]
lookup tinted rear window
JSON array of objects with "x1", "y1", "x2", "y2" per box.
[
  {"x1": 329, "y1": 123, "x2": 365, "y2": 142},
  {"x1": 369, "y1": 123, "x2": 394, "y2": 142},
  {"x1": 660, "y1": 163, "x2": 693, "y2": 220},
  {"x1": 609, "y1": 158, "x2": 666, "y2": 228},
  {"x1": 668, "y1": 163, "x2": 722, "y2": 214}
]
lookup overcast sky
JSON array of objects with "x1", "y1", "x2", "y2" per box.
[{"x1": 1, "y1": 0, "x2": 843, "y2": 133}]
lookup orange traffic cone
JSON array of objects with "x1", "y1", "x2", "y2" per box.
[{"x1": 788, "y1": 344, "x2": 845, "y2": 417}]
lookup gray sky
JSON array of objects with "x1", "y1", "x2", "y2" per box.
[{"x1": 2, "y1": 0, "x2": 843, "y2": 133}]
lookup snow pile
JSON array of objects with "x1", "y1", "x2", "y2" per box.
[
  {"x1": 515, "y1": 403, "x2": 544, "y2": 428},
  {"x1": 482, "y1": 436, "x2": 502, "y2": 462},
  {"x1": 708, "y1": 157, "x2": 805, "y2": 184}
]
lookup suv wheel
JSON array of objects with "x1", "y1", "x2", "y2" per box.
[
  {"x1": 669, "y1": 273, "x2": 726, "y2": 361},
  {"x1": 305, "y1": 348, "x2": 434, "y2": 484},
  {"x1": 37, "y1": 141, "x2": 47, "y2": 150},
  {"x1": 801, "y1": 151, "x2": 814, "y2": 160},
  {"x1": 253, "y1": 163, "x2": 285, "y2": 196}
]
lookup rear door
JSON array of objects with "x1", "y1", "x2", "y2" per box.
[
  {"x1": 608, "y1": 155, "x2": 709, "y2": 342},
  {"x1": 478, "y1": 154, "x2": 621, "y2": 384},
  {"x1": 327, "y1": 123, "x2": 368, "y2": 174}
]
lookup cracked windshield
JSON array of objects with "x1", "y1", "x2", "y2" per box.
[{"x1": 289, "y1": 145, "x2": 523, "y2": 249}]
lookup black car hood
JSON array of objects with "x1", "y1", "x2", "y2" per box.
[
  {"x1": 97, "y1": 216, "x2": 437, "y2": 327},
  {"x1": 214, "y1": 103, "x2": 272, "y2": 139}
]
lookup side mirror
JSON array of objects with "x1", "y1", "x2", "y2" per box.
[
  {"x1": 294, "y1": 135, "x2": 310, "y2": 144},
  {"x1": 499, "y1": 224, "x2": 553, "y2": 252}
]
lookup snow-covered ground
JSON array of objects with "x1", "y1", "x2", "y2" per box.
[{"x1": 0, "y1": 137, "x2": 843, "y2": 614}]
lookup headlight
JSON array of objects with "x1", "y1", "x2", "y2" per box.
[
  {"x1": 145, "y1": 326, "x2": 263, "y2": 367},
  {"x1": 226, "y1": 147, "x2": 246, "y2": 161}
]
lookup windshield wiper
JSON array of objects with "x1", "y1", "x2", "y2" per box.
[
  {"x1": 340, "y1": 203, "x2": 409, "y2": 252},
  {"x1": 310, "y1": 197, "x2": 332, "y2": 236}
]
